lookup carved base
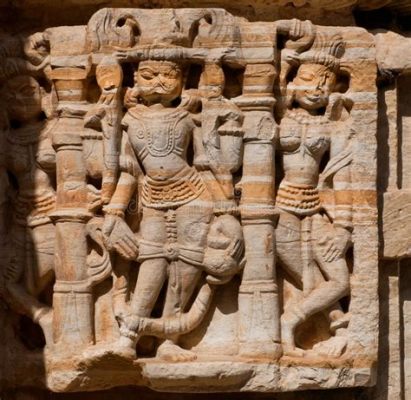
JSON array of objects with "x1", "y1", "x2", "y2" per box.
[
  {"x1": 238, "y1": 341, "x2": 282, "y2": 360},
  {"x1": 44, "y1": 350, "x2": 376, "y2": 393}
]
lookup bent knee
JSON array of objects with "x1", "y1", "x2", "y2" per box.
[{"x1": 329, "y1": 277, "x2": 350, "y2": 298}]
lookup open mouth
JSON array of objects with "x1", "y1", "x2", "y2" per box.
[
  {"x1": 305, "y1": 95, "x2": 321, "y2": 102},
  {"x1": 151, "y1": 87, "x2": 170, "y2": 95}
]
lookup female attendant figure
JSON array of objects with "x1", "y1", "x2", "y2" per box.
[
  {"x1": 276, "y1": 34, "x2": 353, "y2": 357},
  {"x1": 3, "y1": 75, "x2": 56, "y2": 344}
]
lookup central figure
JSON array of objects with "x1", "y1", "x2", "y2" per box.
[{"x1": 115, "y1": 60, "x2": 214, "y2": 361}]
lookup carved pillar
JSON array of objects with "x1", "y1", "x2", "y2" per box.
[
  {"x1": 49, "y1": 59, "x2": 94, "y2": 347},
  {"x1": 235, "y1": 64, "x2": 281, "y2": 359}
]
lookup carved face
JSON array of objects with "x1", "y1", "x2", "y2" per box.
[
  {"x1": 291, "y1": 64, "x2": 336, "y2": 111},
  {"x1": 135, "y1": 61, "x2": 183, "y2": 104},
  {"x1": 5, "y1": 76, "x2": 43, "y2": 123}
]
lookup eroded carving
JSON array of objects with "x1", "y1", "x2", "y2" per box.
[
  {"x1": 3, "y1": 75, "x2": 55, "y2": 345},
  {"x1": 0, "y1": 8, "x2": 378, "y2": 394},
  {"x1": 277, "y1": 30, "x2": 353, "y2": 358}
]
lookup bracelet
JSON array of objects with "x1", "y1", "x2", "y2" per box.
[
  {"x1": 334, "y1": 221, "x2": 353, "y2": 232},
  {"x1": 103, "y1": 206, "x2": 125, "y2": 218}
]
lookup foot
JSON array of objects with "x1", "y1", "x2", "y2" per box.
[
  {"x1": 330, "y1": 311, "x2": 350, "y2": 333},
  {"x1": 81, "y1": 340, "x2": 136, "y2": 361},
  {"x1": 312, "y1": 335, "x2": 348, "y2": 358},
  {"x1": 156, "y1": 340, "x2": 197, "y2": 362},
  {"x1": 282, "y1": 343, "x2": 306, "y2": 357},
  {"x1": 281, "y1": 312, "x2": 302, "y2": 357},
  {"x1": 112, "y1": 335, "x2": 138, "y2": 359}
]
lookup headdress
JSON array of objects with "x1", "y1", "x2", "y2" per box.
[{"x1": 299, "y1": 32, "x2": 345, "y2": 72}]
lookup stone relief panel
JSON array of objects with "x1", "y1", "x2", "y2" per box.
[{"x1": 0, "y1": 8, "x2": 378, "y2": 394}]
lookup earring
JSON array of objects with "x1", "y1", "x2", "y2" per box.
[{"x1": 286, "y1": 88, "x2": 295, "y2": 109}]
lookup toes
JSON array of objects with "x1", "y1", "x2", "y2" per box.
[{"x1": 170, "y1": 351, "x2": 197, "y2": 362}]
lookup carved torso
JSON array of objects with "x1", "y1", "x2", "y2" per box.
[
  {"x1": 279, "y1": 111, "x2": 332, "y2": 187},
  {"x1": 277, "y1": 111, "x2": 333, "y2": 216},
  {"x1": 123, "y1": 104, "x2": 205, "y2": 209},
  {"x1": 5, "y1": 122, "x2": 56, "y2": 225},
  {"x1": 124, "y1": 104, "x2": 194, "y2": 181}
]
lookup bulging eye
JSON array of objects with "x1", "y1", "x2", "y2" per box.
[
  {"x1": 300, "y1": 74, "x2": 313, "y2": 81},
  {"x1": 168, "y1": 70, "x2": 178, "y2": 79},
  {"x1": 139, "y1": 70, "x2": 155, "y2": 80}
]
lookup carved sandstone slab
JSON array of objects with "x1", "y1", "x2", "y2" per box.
[{"x1": 0, "y1": 8, "x2": 378, "y2": 393}]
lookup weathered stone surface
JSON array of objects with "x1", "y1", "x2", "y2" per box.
[
  {"x1": 1, "y1": 1, "x2": 411, "y2": 400},
  {"x1": 376, "y1": 32, "x2": 411, "y2": 74}
]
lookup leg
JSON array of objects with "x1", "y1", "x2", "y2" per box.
[
  {"x1": 276, "y1": 211, "x2": 305, "y2": 356},
  {"x1": 27, "y1": 223, "x2": 56, "y2": 344},
  {"x1": 309, "y1": 226, "x2": 350, "y2": 357},
  {"x1": 162, "y1": 261, "x2": 203, "y2": 318},
  {"x1": 112, "y1": 212, "x2": 142, "y2": 317},
  {"x1": 156, "y1": 197, "x2": 212, "y2": 361},
  {"x1": 112, "y1": 256, "x2": 132, "y2": 319},
  {"x1": 306, "y1": 256, "x2": 350, "y2": 358},
  {"x1": 157, "y1": 260, "x2": 203, "y2": 361},
  {"x1": 117, "y1": 258, "x2": 168, "y2": 355},
  {"x1": 130, "y1": 258, "x2": 168, "y2": 318},
  {"x1": 27, "y1": 223, "x2": 55, "y2": 296},
  {"x1": 117, "y1": 207, "x2": 168, "y2": 353},
  {"x1": 280, "y1": 213, "x2": 350, "y2": 357},
  {"x1": 5, "y1": 223, "x2": 55, "y2": 345},
  {"x1": 131, "y1": 207, "x2": 168, "y2": 318},
  {"x1": 285, "y1": 211, "x2": 350, "y2": 322},
  {"x1": 297, "y1": 259, "x2": 349, "y2": 319},
  {"x1": 276, "y1": 211, "x2": 303, "y2": 288},
  {"x1": 308, "y1": 213, "x2": 350, "y2": 318}
]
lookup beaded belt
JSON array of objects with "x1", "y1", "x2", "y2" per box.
[
  {"x1": 142, "y1": 166, "x2": 206, "y2": 210},
  {"x1": 276, "y1": 180, "x2": 321, "y2": 216}
]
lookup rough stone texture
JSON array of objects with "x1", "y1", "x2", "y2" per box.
[{"x1": 0, "y1": 1, "x2": 410, "y2": 400}]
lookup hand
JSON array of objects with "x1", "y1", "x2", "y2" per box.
[
  {"x1": 114, "y1": 48, "x2": 144, "y2": 63},
  {"x1": 207, "y1": 47, "x2": 237, "y2": 63},
  {"x1": 84, "y1": 106, "x2": 105, "y2": 129},
  {"x1": 319, "y1": 226, "x2": 351, "y2": 263},
  {"x1": 32, "y1": 56, "x2": 50, "y2": 72},
  {"x1": 193, "y1": 154, "x2": 210, "y2": 170},
  {"x1": 99, "y1": 92, "x2": 117, "y2": 105},
  {"x1": 114, "y1": 49, "x2": 131, "y2": 62},
  {"x1": 281, "y1": 49, "x2": 300, "y2": 66},
  {"x1": 103, "y1": 215, "x2": 139, "y2": 260},
  {"x1": 87, "y1": 185, "x2": 102, "y2": 212}
]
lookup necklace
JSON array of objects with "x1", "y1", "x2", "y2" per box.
[{"x1": 286, "y1": 109, "x2": 329, "y2": 126}]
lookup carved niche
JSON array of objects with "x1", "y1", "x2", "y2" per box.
[{"x1": 0, "y1": 8, "x2": 378, "y2": 394}]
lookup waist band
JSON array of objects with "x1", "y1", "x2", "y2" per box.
[
  {"x1": 276, "y1": 180, "x2": 321, "y2": 216},
  {"x1": 142, "y1": 166, "x2": 206, "y2": 210}
]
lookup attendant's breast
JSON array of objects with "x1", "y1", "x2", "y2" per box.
[
  {"x1": 279, "y1": 118, "x2": 302, "y2": 153},
  {"x1": 36, "y1": 138, "x2": 56, "y2": 173},
  {"x1": 7, "y1": 143, "x2": 30, "y2": 174},
  {"x1": 304, "y1": 125, "x2": 330, "y2": 158}
]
